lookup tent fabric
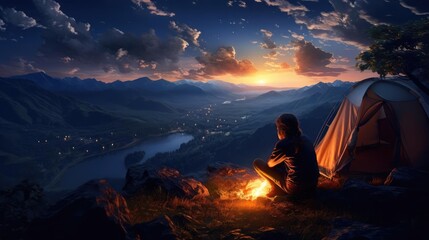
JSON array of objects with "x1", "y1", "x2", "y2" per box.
[{"x1": 315, "y1": 78, "x2": 429, "y2": 178}]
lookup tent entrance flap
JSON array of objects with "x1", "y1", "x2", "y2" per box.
[{"x1": 349, "y1": 106, "x2": 397, "y2": 173}]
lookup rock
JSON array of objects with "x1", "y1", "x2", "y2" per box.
[
  {"x1": 339, "y1": 179, "x2": 411, "y2": 209},
  {"x1": 223, "y1": 228, "x2": 255, "y2": 240},
  {"x1": 323, "y1": 218, "x2": 404, "y2": 240},
  {"x1": 123, "y1": 166, "x2": 209, "y2": 199},
  {"x1": 0, "y1": 180, "x2": 46, "y2": 240},
  {"x1": 27, "y1": 179, "x2": 132, "y2": 240},
  {"x1": 384, "y1": 167, "x2": 429, "y2": 191},
  {"x1": 170, "y1": 213, "x2": 207, "y2": 237},
  {"x1": 133, "y1": 215, "x2": 178, "y2": 240},
  {"x1": 124, "y1": 151, "x2": 145, "y2": 168},
  {"x1": 251, "y1": 226, "x2": 292, "y2": 240}
]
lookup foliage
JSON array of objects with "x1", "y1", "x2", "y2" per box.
[{"x1": 356, "y1": 19, "x2": 429, "y2": 94}]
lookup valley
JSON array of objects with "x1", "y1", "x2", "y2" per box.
[{"x1": 0, "y1": 72, "x2": 352, "y2": 190}]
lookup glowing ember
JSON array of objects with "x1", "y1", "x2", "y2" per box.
[{"x1": 242, "y1": 179, "x2": 271, "y2": 200}]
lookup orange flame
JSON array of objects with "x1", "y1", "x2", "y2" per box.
[{"x1": 241, "y1": 179, "x2": 271, "y2": 200}]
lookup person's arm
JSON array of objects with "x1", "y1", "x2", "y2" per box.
[{"x1": 267, "y1": 141, "x2": 294, "y2": 167}]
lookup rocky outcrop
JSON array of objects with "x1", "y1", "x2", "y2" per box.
[
  {"x1": 133, "y1": 215, "x2": 178, "y2": 240},
  {"x1": 384, "y1": 167, "x2": 429, "y2": 191},
  {"x1": 223, "y1": 227, "x2": 294, "y2": 240},
  {"x1": 123, "y1": 166, "x2": 209, "y2": 199},
  {"x1": 0, "y1": 180, "x2": 45, "y2": 240},
  {"x1": 323, "y1": 218, "x2": 404, "y2": 240},
  {"x1": 27, "y1": 179, "x2": 132, "y2": 240}
]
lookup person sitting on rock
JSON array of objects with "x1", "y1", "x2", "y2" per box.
[{"x1": 253, "y1": 113, "x2": 319, "y2": 198}]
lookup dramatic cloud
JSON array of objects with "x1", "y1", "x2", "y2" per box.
[
  {"x1": 131, "y1": 0, "x2": 175, "y2": 17},
  {"x1": 1, "y1": 8, "x2": 38, "y2": 29},
  {"x1": 260, "y1": 29, "x2": 277, "y2": 49},
  {"x1": 400, "y1": 0, "x2": 429, "y2": 15},
  {"x1": 255, "y1": 0, "x2": 308, "y2": 15},
  {"x1": 28, "y1": 0, "x2": 189, "y2": 76},
  {"x1": 187, "y1": 46, "x2": 257, "y2": 79},
  {"x1": 169, "y1": 21, "x2": 201, "y2": 46},
  {"x1": 293, "y1": 40, "x2": 346, "y2": 77},
  {"x1": 292, "y1": 0, "x2": 426, "y2": 49},
  {"x1": 0, "y1": 19, "x2": 5, "y2": 31},
  {"x1": 100, "y1": 28, "x2": 188, "y2": 73}
]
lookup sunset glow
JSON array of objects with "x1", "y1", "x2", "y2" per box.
[{"x1": 1, "y1": 0, "x2": 414, "y2": 87}]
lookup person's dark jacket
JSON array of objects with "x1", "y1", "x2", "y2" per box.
[{"x1": 269, "y1": 135, "x2": 319, "y2": 190}]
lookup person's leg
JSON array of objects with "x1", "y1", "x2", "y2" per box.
[{"x1": 253, "y1": 159, "x2": 287, "y2": 193}]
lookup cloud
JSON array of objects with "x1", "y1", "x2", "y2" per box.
[
  {"x1": 263, "y1": 50, "x2": 279, "y2": 60},
  {"x1": 260, "y1": 29, "x2": 277, "y2": 49},
  {"x1": 0, "y1": 19, "x2": 5, "y2": 31},
  {"x1": 290, "y1": 31, "x2": 304, "y2": 40},
  {"x1": 291, "y1": 0, "x2": 427, "y2": 49},
  {"x1": 169, "y1": 21, "x2": 201, "y2": 46},
  {"x1": 115, "y1": 48, "x2": 128, "y2": 60},
  {"x1": 260, "y1": 29, "x2": 273, "y2": 38},
  {"x1": 292, "y1": 40, "x2": 346, "y2": 77},
  {"x1": 400, "y1": 0, "x2": 429, "y2": 15},
  {"x1": 131, "y1": 0, "x2": 175, "y2": 17},
  {"x1": 280, "y1": 62, "x2": 290, "y2": 69},
  {"x1": 187, "y1": 46, "x2": 257, "y2": 79},
  {"x1": 60, "y1": 56, "x2": 73, "y2": 63},
  {"x1": 68, "y1": 67, "x2": 79, "y2": 74},
  {"x1": 25, "y1": 0, "x2": 189, "y2": 76},
  {"x1": 100, "y1": 28, "x2": 188, "y2": 72},
  {"x1": 265, "y1": 61, "x2": 290, "y2": 70},
  {"x1": 0, "y1": 58, "x2": 44, "y2": 76},
  {"x1": 255, "y1": 0, "x2": 308, "y2": 15},
  {"x1": 294, "y1": 10, "x2": 371, "y2": 49},
  {"x1": 238, "y1": 1, "x2": 247, "y2": 8},
  {"x1": 1, "y1": 8, "x2": 38, "y2": 29},
  {"x1": 227, "y1": 0, "x2": 247, "y2": 8},
  {"x1": 34, "y1": 0, "x2": 91, "y2": 35}
]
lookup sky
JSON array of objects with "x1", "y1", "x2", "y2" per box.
[{"x1": 0, "y1": 0, "x2": 428, "y2": 87}]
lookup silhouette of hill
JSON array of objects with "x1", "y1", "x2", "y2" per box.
[{"x1": 0, "y1": 78, "x2": 116, "y2": 127}]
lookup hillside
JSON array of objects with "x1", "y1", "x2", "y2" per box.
[{"x1": 0, "y1": 78, "x2": 116, "y2": 127}]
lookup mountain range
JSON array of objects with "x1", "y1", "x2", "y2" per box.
[{"x1": 11, "y1": 72, "x2": 280, "y2": 97}]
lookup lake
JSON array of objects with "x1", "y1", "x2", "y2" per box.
[{"x1": 55, "y1": 133, "x2": 193, "y2": 190}]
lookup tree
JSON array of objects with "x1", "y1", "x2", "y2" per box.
[{"x1": 356, "y1": 19, "x2": 429, "y2": 95}]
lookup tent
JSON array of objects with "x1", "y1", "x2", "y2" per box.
[{"x1": 315, "y1": 77, "x2": 429, "y2": 178}]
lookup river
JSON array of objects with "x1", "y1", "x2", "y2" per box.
[{"x1": 55, "y1": 133, "x2": 193, "y2": 190}]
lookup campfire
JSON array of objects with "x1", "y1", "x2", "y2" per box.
[{"x1": 239, "y1": 179, "x2": 271, "y2": 200}]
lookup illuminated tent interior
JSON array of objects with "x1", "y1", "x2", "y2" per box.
[{"x1": 315, "y1": 78, "x2": 429, "y2": 178}]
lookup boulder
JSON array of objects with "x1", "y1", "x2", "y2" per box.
[
  {"x1": 384, "y1": 167, "x2": 429, "y2": 191},
  {"x1": 0, "y1": 180, "x2": 45, "y2": 240},
  {"x1": 27, "y1": 179, "x2": 132, "y2": 240},
  {"x1": 339, "y1": 179, "x2": 411, "y2": 209},
  {"x1": 133, "y1": 215, "x2": 178, "y2": 240},
  {"x1": 123, "y1": 166, "x2": 209, "y2": 199},
  {"x1": 323, "y1": 218, "x2": 404, "y2": 240}
]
